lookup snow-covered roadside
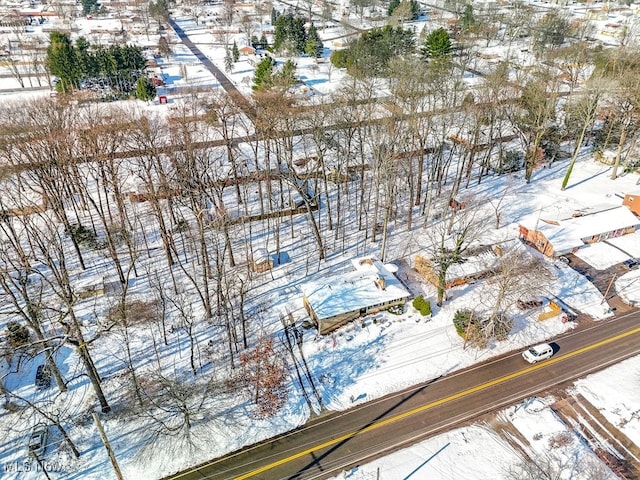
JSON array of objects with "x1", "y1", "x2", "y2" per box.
[{"x1": 330, "y1": 354, "x2": 640, "y2": 480}]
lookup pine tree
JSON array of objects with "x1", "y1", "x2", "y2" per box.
[
  {"x1": 423, "y1": 27, "x2": 452, "y2": 59},
  {"x1": 388, "y1": 0, "x2": 400, "y2": 16},
  {"x1": 305, "y1": 23, "x2": 323, "y2": 57},
  {"x1": 232, "y1": 41, "x2": 240, "y2": 62},
  {"x1": 46, "y1": 32, "x2": 80, "y2": 93},
  {"x1": 460, "y1": 4, "x2": 475, "y2": 30},
  {"x1": 274, "y1": 59, "x2": 297, "y2": 89},
  {"x1": 252, "y1": 57, "x2": 275, "y2": 91},
  {"x1": 135, "y1": 77, "x2": 156, "y2": 102}
]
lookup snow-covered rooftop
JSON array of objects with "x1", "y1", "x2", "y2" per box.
[
  {"x1": 300, "y1": 257, "x2": 410, "y2": 321},
  {"x1": 520, "y1": 205, "x2": 640, "y2": 255},
  {"x1": 444, "y1": 239, "x2": 525, "y2": 283}
]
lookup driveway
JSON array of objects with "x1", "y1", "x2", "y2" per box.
[{"x1": 564, "y1": 253, "x2": 636, "y2": 315}]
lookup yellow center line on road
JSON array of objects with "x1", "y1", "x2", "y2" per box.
[{"x1": 229, "y1": 325, "x2": 640, "y2": 479}]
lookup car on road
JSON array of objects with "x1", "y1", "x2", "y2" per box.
[
  {"x1": 622, "y1": 258, "x2": 640, "y2": 270},
  {"x1": 522, "y1": 343, "x2": 554, "y2": 364},
  {"x1": 26, "y1": 425, "x2": 48, "y2": 458}
]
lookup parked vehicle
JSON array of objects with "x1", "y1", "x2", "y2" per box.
[
  {"x1": 26, "y1": 425, "x2": 47, "y2": 458},
  {"x1": 622, "y1": 258, "x2": 640, "y2": 270},
  {"x1": 516, "y1": 298, "x2": 544, "y2": 310},
  {"x1": 35, "y1": 364, "x2": 51, "y2": 390},
  {"x1": 522, "y1": 343, "x2": 554, "y2": 364}
]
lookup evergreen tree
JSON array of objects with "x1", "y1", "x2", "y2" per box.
[
  {"x1": 460, "y1": 4, "x2": 475, "y2": 30},
  {"x1": 81, "y1": 0, "x2": 100, "y2": 15},
  {"x1": 149, "y1": 0, "x2": 170, "y2": 21},
  {"x1": 390, "y1": 0, "x2": 420, "y2": 21},
  {"x1": 346, "y1": 25, "x2": 415, "y2": 77},
  {"x1": 252, "y1": 57, "x2": 275, "y2": 91},
  {"x1": 274, "y1": 14, "x2": 307, "y2": 54},
  {"x1": 274, "y1": 59, "x2": 297, "y2": 89},
  {"x1": 46, "y1": 32, "x2": 80, "y2": 93},
  {"x1": 232, "y1": 41, "x2": 240, "y2": 62},
  {"x1": 259, "y1": 34, "x2": 268, "y2": 48},
  {"x1": 330, "y1": 49, "x2": 350, "y2": 68},
  {"x1": 388, "y1": 0, "x2": 400, "y2": 16},
  {"x1": 423, "y1": 27, "x2": 452, "y2": 59},
  {"x1": 75, "y1": 36, "x2": 97, "y2": 77},
  {"x1": 224, "y1": 49, "x2": 234, "y2": 72},
  {"x1": 305, "y1": 23, "x2": 323, "y2": 57},
  {"x1": 135, "y1": 77, "x2": 156, "y2": 101}
]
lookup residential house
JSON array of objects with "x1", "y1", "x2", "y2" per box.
[
  {"x1": 519, "y1": 204, "x2": 640, "y2": 257},
  {"x1": 622, "y1": 193, "x2": 640, "y2": 216},
  {"x1": 239, "y1": 45, "x2": 255, "y2": 56},
  {"x1": 415, "y1": 240, "x2": 522, "y2": 289},
  {"x1": 301, "y1": 257, "x2": 410, "y2": 334}
]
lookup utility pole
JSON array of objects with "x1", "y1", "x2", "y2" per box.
[
  {"x1": 601, "y1": 273, "x2": 617, "y2": 304},
  {"x1": 92, "y1": 412, "x2": 124, "y2": 480}
]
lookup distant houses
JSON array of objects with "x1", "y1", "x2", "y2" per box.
[
  {"x1": 301, "y1": 257, "x2": 410, "y2": 334},
  {"x1": 518, "y1": 205, "x2": 640, "y2": 257}
]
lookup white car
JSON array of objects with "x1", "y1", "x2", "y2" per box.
[
  {"x1": 27, "y1": 425, "x2": 48, "y2": 458},
  {"x1": 522, "y1": 343, "x2": 553, "y2": 364}
]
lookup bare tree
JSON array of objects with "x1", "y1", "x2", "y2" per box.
[
  {"x1": 418, "y1": 198, "x2": 488, "y2": 306},
  {"x1": 1, "y1": 388, "x2": 81, "y2": 458},
  {"x1": 561, "y1": 75, "x2": 607, "y2": 190},
  {"x1": 605, "y1": 56, "x2": 640, "y2": 180},
  {"x1": 481, "y1": 247, "x2": 553, "y2": 339},
  {"x1": 505, "y1": 451, "x2": 614, "y2": 480},
  {"x1": 138, "y1": 369, "x2": 225, "y2": 449},
  {"x1": 239, "y1": 336, "x2": 288, "y2": 418},
  {"x1": 509, "y1": 66, "x2": 560, "y2": 183}
]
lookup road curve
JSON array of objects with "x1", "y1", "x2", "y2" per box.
[{"x1": 166, "y1": 309, "x2": 640, "y2": 480}]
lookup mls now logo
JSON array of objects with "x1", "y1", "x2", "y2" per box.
[
  {"x1": 3, "y1": 462, "x2": 21, "y2": 472},
  {"x1": 3, "y1": 460, "x2": 64, "y2": 473}
]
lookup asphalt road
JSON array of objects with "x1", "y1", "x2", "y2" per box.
[
  {"x1": 167, "y1": 308, "x2": 640, "y2": 480},
  {"x1": 167, "y1": 18, "x2": 256, "y2": 120}
]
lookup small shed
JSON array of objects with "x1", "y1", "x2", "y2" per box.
[
  {"x1": 239, "y1": 45, "x2": 255, "y2": 56},
  {"x1": 250, "y1": 248, "x2": 273, "y2": 273}
]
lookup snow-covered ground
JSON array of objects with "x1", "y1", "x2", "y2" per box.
[
  {"x1": 331, "y1": 354, "x2": 640, "y2": 480},
  {"x1": 1, "y1": 147, "x2": 638, "y2": 480},
  {"x1": 1, "y1": 2, "x2": 640, "y2": 480}
]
